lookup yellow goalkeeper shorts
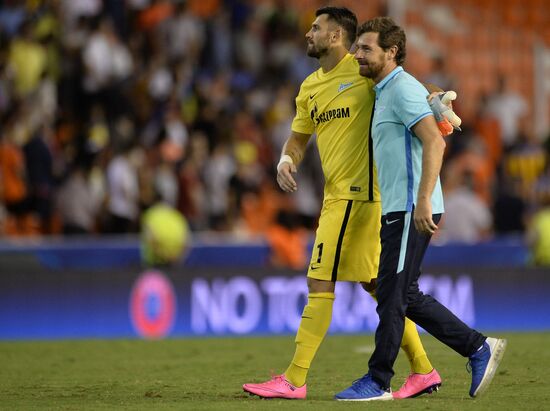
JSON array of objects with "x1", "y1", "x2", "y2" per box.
[{"x1": 307, "y1": 199, "x2": 382, "y2": 282}]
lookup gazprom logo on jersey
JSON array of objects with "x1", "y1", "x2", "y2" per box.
[
  {"x1": 130, "y1": 270, "x2": 177, "y2": 339},
  {"x1": 315, "y1": 107, "x2": 350, "y2": 125},
  {"x1": 310, "y1": 101, "x2": 351, "y2": 126},
  {"x1": 190, "y1": 274, "x2": 475, "y2": 335}
]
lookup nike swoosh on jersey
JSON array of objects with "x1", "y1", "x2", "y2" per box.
[
  {"x1": 310, "y1": 264, "x2": 320, "y2": 270},
  {"x1": 310, "y1": 92, "x2": 318, "y2": 99}
]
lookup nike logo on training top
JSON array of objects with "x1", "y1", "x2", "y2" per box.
[
  {"x1": 310, "y1": 92, "x2": 318, "y2": 99},
  {"x1": 338, "y1": 82, "x2": 353, "y2": 92}
]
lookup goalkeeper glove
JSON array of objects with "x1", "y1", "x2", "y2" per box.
[{"x1": 429, "y1": 91, "x2": 462, "y2": 137}]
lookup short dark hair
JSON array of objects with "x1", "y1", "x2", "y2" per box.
[
  {"x1": 357, "y1": 17, "x2": 407, "y2": 65},
  {"x1": 315, "y1": 6, "x2": 357, "y2": 49}
]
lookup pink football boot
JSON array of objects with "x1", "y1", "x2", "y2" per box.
[
  {"x1": 393, "y1": 369, "x2": 442, "y2": 399},
  {"x1": 243, "y1": 374, "x2": 306, "y2": 399}
]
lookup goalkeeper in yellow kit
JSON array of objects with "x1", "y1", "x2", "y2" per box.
[{"x1": 243, "y1": 6, "x2": 447, "y2": 399}]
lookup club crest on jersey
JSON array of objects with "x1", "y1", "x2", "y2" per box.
[{"x1": 338, "y1": 82, "x2": 353, "y2": 93}]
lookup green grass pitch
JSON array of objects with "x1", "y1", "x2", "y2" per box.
[{"x1": 0, "y1": 332, "x2": 548, "y2": 410}]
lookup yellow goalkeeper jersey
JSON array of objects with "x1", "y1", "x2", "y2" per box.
[{"x1": 291, "y1": 53, "x2": 380, "y2": 202}]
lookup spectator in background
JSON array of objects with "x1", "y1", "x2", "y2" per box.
[
  {"x1": 493, "y1": 174, "x2": 526, "y2": 235},
  {"x1": 234, "y1": 14, "x2": 264, "y2": 76},
  {"x1": 0, "y1": 130, "x2": 27, "y2": 214},
  {"x1": 228, "y1": 140, "x2": 263, "y2": 229},
  {"x1": 141, "y1": 200, "x2": 190, "y2": 267},
  {"x1": 105, "y1": 139, "x2": 140, "y2": 233},
  {"x1": 203, "y1": 143, "x2": 235, "y2": 230},
  {"x1": 527, "y1": 203, "x2": 550, "y2": 266},
  {"x1": 503, "y1": 130, "x2": 546, "y2": 199},
  {"x1": 438, "y1": 170, "x2": 492, "y2": 243},
  {"x1": 56, "y1": 154, "x2": 100, "y2": 234},
  {"x1": 81, "y1": 17, "x2": 133, "y2": 121},
  {"x1": 177, "y1": 131, "x2": 208, "y2": 230},
  {"x1": 444, "y1": 128, "x2": 494, "y2": 205},
  {"x1": 146, "y1": 54, "x2": 174, "y2": 105},
  {"x1": 61, "y1": 0, "x2": 102, "y2": 30},
  {"x1": 0, "y1": 202, "x2": 6, "y2": 235},
  {"x1": 528, "y1": 148, "x2": 550, "y2": 266},
  {"x1": 7, "y1": 19, "x2": 47, "y2": 98},
  {"x1": 0, "y1": 108, "x2": 32, "y2": 234},
  {"x1": 162, "y1": 1, "x2": 205, "y2": 63},
  {"x1": 425, "y1": 55, "x2": 455, "y2": 92},
  {"x1": 532, "y1": 135, "x2": 550, "y2": 203},
  {"x1": 0, "y1": 0, "x2": 26, "y2": 38},
  {"x1": 486, "y1": 76, "x2": 528, "y2": 151},
  {"x1": 152, "y1": 125, "x2": 182, "y2": 208},
  {"x1": 207, "y1": 8, "x2": 233, "y2": 72},
  {"x1": 0, "y1": 61, "x2": 11, "y2": 114},
  {"x1": 473, "y1": 93, "x2": 502, "y2": 171},
  {"x1": 137, "y1": 0, "x2": 173, "y2": 33},
  {"x1": 23, "y1": 124, "x2": 55, "y2": 234},
  {"x1": 266, "y1": 208, "x2": 308, "y2": 270}
]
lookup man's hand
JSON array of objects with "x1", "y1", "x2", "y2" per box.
[
  {"x1": 414, "y1": 199, "x2": 438, "y2": 235},
  {"x1": 276, "y1": 132, "x2": 310, "y2": 192},
  {"x1": 277, "y1": 159, "x2": 298, "y2": 192}
]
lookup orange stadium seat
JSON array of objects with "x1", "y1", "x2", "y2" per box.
[
  {"x1": 405, "y1": 9, "x2": 424, "y2": 26},
  {"x1": 447, "y1": 33, "x2": 466, "y2": 51},
  {"x1": 452, "y1": 7, "x2": 472, "y2": 25},
  {"x1": 473, "y1": 50, "x2": 495, "y2": 76}
]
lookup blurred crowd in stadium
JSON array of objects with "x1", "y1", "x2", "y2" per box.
[{"x1": 0, "y1": 0, "x2": 549, "y2": 264}]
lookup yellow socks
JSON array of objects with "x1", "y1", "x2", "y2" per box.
[
  {"x1": 401, "y1": 317, "x2": 433, "y2": 374},
  {"x1": 285, "y1": 292, "x2": 335, "y2": 387}
]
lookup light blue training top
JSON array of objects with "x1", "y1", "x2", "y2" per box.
[{"x1": 372, "y1": 66, "x2": 445, "y2": 216}]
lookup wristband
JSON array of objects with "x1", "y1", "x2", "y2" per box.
[{"x1": 277, "y1": 154, "x2": 294, "y2": 171}]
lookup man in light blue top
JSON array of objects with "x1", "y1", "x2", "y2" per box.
[
  {"x1": 370, "y1": 64, "x2": 445, "y2": 218},
  {"x1": 334, "y1": 17, "x2": 506, "y2": 402}
]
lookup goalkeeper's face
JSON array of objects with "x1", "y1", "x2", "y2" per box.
[
  {"x1": 305, "y1": 14, "x2": 334, "y2": 58},
  {"x1": 354, "y1": 32, "x2": 387, "y2": 82}
]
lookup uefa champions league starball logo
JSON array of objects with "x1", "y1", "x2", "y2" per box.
[{"x1": 129, "y1": 270, "x2": 177, "y2": 339}]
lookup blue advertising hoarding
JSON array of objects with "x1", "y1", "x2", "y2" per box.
[{"x1": 0, "y1": 239, "x2": 548, "y2": 339}]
